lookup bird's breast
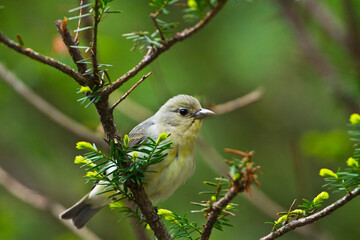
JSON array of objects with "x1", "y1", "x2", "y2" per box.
[{"x1": 144, "y1": 144, "x2": 196, "y2": 203}]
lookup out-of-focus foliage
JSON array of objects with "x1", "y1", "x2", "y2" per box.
[
  {"x1": 299, "y1": 129, "x2": 352, "y2": 162},
  {"x1": 1, "y1": 0, "x2": 360, "y2": 240}
]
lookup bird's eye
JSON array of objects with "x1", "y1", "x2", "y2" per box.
[{"x1": 179, "y1": 108, "x2": 188, "y2": 116}]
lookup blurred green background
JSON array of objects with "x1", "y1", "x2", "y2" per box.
[{"x1": 1, "y1": 0, "x2": 359, "y2": 239}]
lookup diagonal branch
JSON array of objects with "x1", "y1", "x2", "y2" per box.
[
  {"x1": 102, "y1": 0, "x2": 228, "y2": 96},
  {"x1": 0, "y1": 32, "x2": 87, "y2": 86},
  {"x1": 0, "y1": 166, "x2": 102, "y2": 240},
  {"x1": 55, "y1": 19, "x2": 89, "y2": 75},
  {"x1": 111, "y1": 72, "x2": 152, "y2": 111},
  {"x1": 200, "y1": 184, "x2": 244, "y2": 240},
  {"x1": 209, "y1": 87, "x2": 264, "y2": 115},
  {"x1": 260, "y1": 187, "x2": 360, "y2": 240}
]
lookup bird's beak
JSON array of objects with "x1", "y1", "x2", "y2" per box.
[{"x1": 193, "y1": 108, "x2": 216, "y2": 119}]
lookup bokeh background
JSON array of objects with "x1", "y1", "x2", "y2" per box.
[{"x1": 1, "y1": 0, "x2": 359, "y2": 239}]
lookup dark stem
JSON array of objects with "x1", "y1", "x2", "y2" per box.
[
  {"x1": 55, "y1": 19, "x2": 89, "y2": 75},
  {"x1": 111, "y1": 72, "x2": 152, "y2": 111},
  {"x1": 102, "y1": 0, "x2": 228, "y2": 96},
  {"x1": 92, "y1": 0, "x2": 100, "y2": 83},
  {"x1": 150, "y1": 12, "x2": 166, "y2": 42},
  {"x1": 260, "y1": 187, "x2": 360, "y2": 240},
  {"x1": 201, "y1": 184, "x2": 244, "y2": 240}
]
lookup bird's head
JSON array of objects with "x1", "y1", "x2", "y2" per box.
[{"x1": 154, "y1": 94, "x2": 215, "y2": 142}]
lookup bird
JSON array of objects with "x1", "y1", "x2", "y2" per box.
[{"x1": 59, "y1": 94, "x2": 215, "y2": 229}]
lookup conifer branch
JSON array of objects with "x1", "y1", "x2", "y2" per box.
[
  {"x1": 102, "y1": 0, "x2": 228, "y2": 96},
  {"x1": 260, "y1": 187, "x2": 360, "y2": 240},
  {"x1": 200, "y1": 184, "x2": 244, "y2": 240}
]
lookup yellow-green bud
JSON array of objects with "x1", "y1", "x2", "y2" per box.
[
  {"x1": 225, "y1": 204, "x2": 233, "y2": 210},
  {"x1": 211, "y1": 196, "x2": 217, "y2": 202},
  {"x1": 79, "y1": 86, "x2": 92, "y2": 93},
  {"x1": 132, "y1": 152, "x2": 138, "y2": 162},
  {"x1": 313, "y1": 191, "x2": 329, "y2": 205},
  {"x1": 319, "y1": 168, "x2": 338, "y2": 179},
  {"x1": 76, "y1": 141, "x2": 95, "y2": 150},
  {"x1": 350, "y1": 113, "x2": 360, "y2": 124},
  {"x1": 123, "y1": 134, "x2": 130, "y2": 148},
  {"x1": 156, "y1": 132, "x2": 168, "y2": 144},
  {"x1": 291, "y1": 209, "x2": 305, "y2": 215},
  {"x1": 275, "y1": 215, "x2": 288, "y2": 225},
  {"x1": 74, "y1": 155, "x2": 86, "y2": 164},
  {"x1": 346, "y1": 157, "x2": 358, "y2": 168},
  {"x1": 233, "y1": 172, "x2": 240, "y2": 181},
  {"x1": 188, "y1": 0, "x2": 198, "y2": 10},
  {"x1": 109, "y1": 201, "x2": 125, "y2": 209},
  {"x1": 158, "y1": 209, "x2": 173, "y2": 216},
  {"x1": 157, "y1": 209, "x2": 180, "y2": 225},
  {"x1": 86, "y1": 171, "x2": 99, "y2": 178}
]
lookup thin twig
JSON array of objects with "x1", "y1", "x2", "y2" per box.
[
  {"x1": 260, "y1": 187, "x2": 360, "y2": 240},
  {"x1": 74, "y1": 0, "x2": 85, "y2": 44},
  {"x1": 150, "y1": 12, "x2": 165, "y2": 42},
  {"x1": 55, "y1": 19, "x2": 89, "y2": 75},
  {"x1": 0, "y1": 166, "x2": 102, "y2": 240},
  {"x1": 209, "y1": 87, "x2": 264, "y2": 115},
  {"x1": 102, "y1": 0, "x2": 228, "y2": 96},
  {"x1": 201, "y1": 184, "x2": 243, "y2": 240},
  {"x1": 111, "y1": 72, "x2": 152, "y2": 111},
  {"x1": 201, "y1": 155, "x2": 260, "y2": 240},
  {"x1": 92, "y1": 0, "x2": 100, "y2": 82},
  {"x1": 197, "y1": 138, "x2": 331, "y2": 240},
  {"x1": 0, "y1": 32, "x2": 87, "y2": 86},
  {"x1": 0, "y1": 62, "x2": 107, "y2": 149}
]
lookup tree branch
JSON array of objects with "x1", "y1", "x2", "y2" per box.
[
  {"x1": 55, "y1": 19, "x2": 89, "y2": 75},
  {"x1": 209, "y1": 87, "x2": 264, "y2": 115},
  {"x1": 102, "y1": 0, "x2": 228, "y2": 96},
  {"x1": 200, "y1": 184, "x2": 244, "y2": 240},
  {"x1": 201, "y1": 150, "x2": 259, "y2": 240},
  {"x1": 0, "y1": 166, "x2": 102, "y2": 240},
  {"x1": 150, "y1": 12, "x2": 165, "y2": 42},
  {"x1": 0, "y1": 32, "x2": 88, "y2": 86},
  {"x1": 260, "y1": 187, "x2": 360, "y2": 240},
  {"x1": 91, "y1": 0, "x2": 100, "y2": 82},
  {"x1": 111, "y1": 72, "x2": 152, "y2": 111}
]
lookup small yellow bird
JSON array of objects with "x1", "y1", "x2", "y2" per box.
[{"x1": 60, "y1": 94, "x2": 215, "y2": 228}]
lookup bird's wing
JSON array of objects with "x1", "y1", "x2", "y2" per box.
[{"x1": 127, "y1": 118, "x2": 156, "y2": 147}]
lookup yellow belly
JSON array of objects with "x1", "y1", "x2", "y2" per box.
[{"x1": 144, "y1": 145, "x2": 196, "y2": 203}]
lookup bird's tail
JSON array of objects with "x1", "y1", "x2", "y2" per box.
[{"x1": 59, "y1": 193, "x2": 102, "y2": 229}]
